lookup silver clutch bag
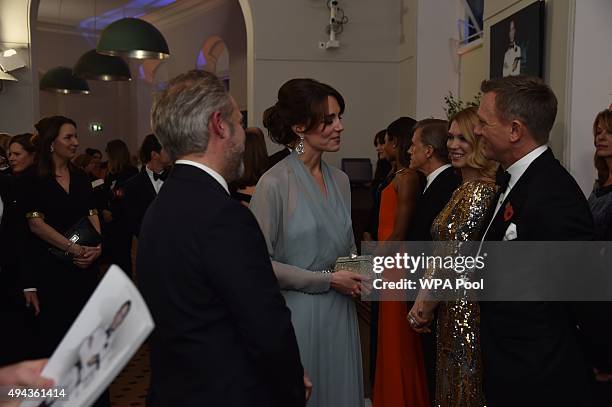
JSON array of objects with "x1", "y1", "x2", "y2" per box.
[{"x1": 334, "y1": 254, "x2": 374, "y2": 279}]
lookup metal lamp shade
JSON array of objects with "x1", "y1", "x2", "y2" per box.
[
  {"x1": 40, "y1": 66, "x2": 90, "y2": 94},
  {"x1": 97, "y1": 18, "x2": 170, "y2": 60},
  {"x1": 74, "y1": 50, "x2": 132, "y2": 81}
]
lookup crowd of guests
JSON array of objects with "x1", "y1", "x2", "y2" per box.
[{"x1": 0, "y1": 71, "x2": 611, "y2": 407}]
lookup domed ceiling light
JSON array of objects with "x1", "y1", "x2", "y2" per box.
[
  {"x1": 97, "y1": 18, "x2": 170, "y2": 60},
  {"x1": 39, "y1": 66, "x2": 90, "y2": 95},
  {"x1": 74, "y1": 50, "x2": 131, "y2": 81}
]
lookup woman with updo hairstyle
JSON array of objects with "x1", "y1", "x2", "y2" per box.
[
  {"x1": 250, "y1": 78, "x2": 365, "y2": 406},
  {"x1": 22, "y1": 115, "x2": 102, "y2": 358},
  {"x1": 0, "y1": 133, "x2": 38, "y2": 365}
]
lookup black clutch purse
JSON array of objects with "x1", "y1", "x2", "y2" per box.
[{"x1": 49, "y1": 217, "x2": 102, "y2": 261}]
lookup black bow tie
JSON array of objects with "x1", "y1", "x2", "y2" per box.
[
  {"x1": 153, "y1": 170, "x2": 168, "y2": 181},
  {"x1": 496, "y1": 169, "x2": 511, "y2": 193}
]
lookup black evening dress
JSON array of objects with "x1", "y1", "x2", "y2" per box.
[{"x1": 23, "y1": 168, "x2": 100, "y2": 356}]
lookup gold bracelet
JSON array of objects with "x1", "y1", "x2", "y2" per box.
[
  {"x1": 65, "y1": 241, "x2": 76, "y2": 257},
  {"x1": 25, "y1": 211, "x2": 45, "y2": 220}
]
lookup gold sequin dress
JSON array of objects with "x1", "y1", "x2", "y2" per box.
[{"x1": 429, "y1": 179, "x2": 497, "y2": 407}]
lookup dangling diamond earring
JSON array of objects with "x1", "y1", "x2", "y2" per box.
[{"x1": 296, "y1": 135, "x2": 305, "y2": 155}]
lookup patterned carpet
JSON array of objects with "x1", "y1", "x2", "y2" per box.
[{"x1": 109, "y1": 345, "x2": 150, "y2": 406}]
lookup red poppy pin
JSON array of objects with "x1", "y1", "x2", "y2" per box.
[{"x1": 503, "y1": 202, "x2": 514, "y2": 222}]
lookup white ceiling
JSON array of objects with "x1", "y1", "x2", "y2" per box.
[{"x1": 37, "y1": 0, "x2": 180, "y2": 28}]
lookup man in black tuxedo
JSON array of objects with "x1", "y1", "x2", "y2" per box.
[
  {"x1": 123, "y1": 134, "x2": 171, "y2": 238},
  {"x1": 407, "y1": 118, "x2": 461, "y2": 241},
  {"x1": 476, "y1": 75, "x2": 599, "y2": 406},
  {"x1": 137, "y1": 70, "x2": 306, "y2": 407},
  {"x1": 406, "y1": 118, "x2": 460, "y2": 400}
]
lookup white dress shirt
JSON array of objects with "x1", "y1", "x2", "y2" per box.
[
  {"x1": 175, "y1": 160, "x2": 229, "y2": 194},
  {"x1": 145, "y1": 166, "x2": 165, "y2": 194},
  {"x1": 481, "y1": 145, "x2": 549, "y2": 241},
  {"x1": 424, "y1": 164, "x2": 452, "y2": 192}
]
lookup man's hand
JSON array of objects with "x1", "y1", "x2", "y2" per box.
[
  {"x1": 0, "y1": 359, "x2": 53, "y2": 407},
  {"x1": 303, "y1": 372, "x2": 313, "y2": 401},
  {"x1": 24, "y1": 292, "x2": 40, "y2": 316}
]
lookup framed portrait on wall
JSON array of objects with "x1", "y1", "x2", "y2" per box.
[{"x1": 490, "y1": 1, "x2": 545, "y2": 79}]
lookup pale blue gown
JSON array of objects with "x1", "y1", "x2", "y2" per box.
[{"x1": 250, "y1": 151, "x2": 364, "y2": 407}]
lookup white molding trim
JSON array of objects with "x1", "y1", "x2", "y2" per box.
[
  {"x1": 563, "y1": 0, "x2": 576, "y2": 168},
  {"x1": 457, "y1": 37, "x2": 483, "y2": 56},
  {"x1": 143, "y1": 0, "x2": 228, "y2": 29},
  {"x1": 36, "y1": 21, "x2": 99, "y2": 38}
]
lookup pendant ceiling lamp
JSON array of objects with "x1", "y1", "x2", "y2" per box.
[
  {"x1": 74, "y1": 50, "x2": 131, "y2": 81},
  {"x1": 40, "y1": 66, "x2": 90, "y2": 95},
  {"x1": 74, "y1": 0, "x2": 131, "y2": 81},
  {"x1": 97, "y1": 18, "x2": 170, "y2": 60},
  {"x1": 38, "y1": 0, "x2": 89, "y2": 94}
]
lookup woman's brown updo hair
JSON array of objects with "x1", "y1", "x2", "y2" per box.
[
  {"x1": 34, "y1": 115, "x2": 77, "y2": 178},
  {"x1": 262, "y1": 78, "x2": 345, "y2": 146}
]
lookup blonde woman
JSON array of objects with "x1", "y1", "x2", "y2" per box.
[{"x1": 408, "y1": 106, "x2": 498, "y2": 407}]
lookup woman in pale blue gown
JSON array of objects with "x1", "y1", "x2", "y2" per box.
[{"x1": 250, "y1": 78, "x2": 366, "y2": 407}]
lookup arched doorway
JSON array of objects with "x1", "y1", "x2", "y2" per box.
[{"x1": 196, "y1": 35, "x2": 230, "y2": 88}]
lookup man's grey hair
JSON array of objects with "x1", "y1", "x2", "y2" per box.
[
  {"x1": 480, "y1": 75, "x2": 557, "y2": 144},
  {"x1": 414, "y1": 118, "x2": 450, "y2": 163},
  {"x1": 151, "y1": 70, "x2": 233, "y2": 161}
]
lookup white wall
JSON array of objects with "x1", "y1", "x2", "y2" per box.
[
  {"x1": 568, "y1": 0, "x2": 612, "y2": 195},
  {"x1": 249, "y1": 0, "x2": 401, "y2": 168},
  {"x1": 415, "y1": 0, "x2": 461, "y2": 119},
  {"x1": 398, "y1": 0, "x2": 417, "y2": 117}
]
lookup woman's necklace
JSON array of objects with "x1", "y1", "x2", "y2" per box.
[{"x1": 383, "y1": 167, "x2": 406, "y2": 185}]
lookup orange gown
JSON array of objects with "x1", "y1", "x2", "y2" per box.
[{"x1": 372, "y1": 181, "x2": 430, "y2": 407}]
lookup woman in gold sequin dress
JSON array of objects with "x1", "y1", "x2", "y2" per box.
[{"x1": 407, "y1": 107, "x2": 498, "y2": 407}]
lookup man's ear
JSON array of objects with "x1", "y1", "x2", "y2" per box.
[
  {"x1": 209, "y1": 111, "x2": 226, "y2": 139},
  {"x1": 424, "y1": 144, "x2": 434, "y2": 159},
  {"x1": 509, "y1": 120, "x2": 524, "y2": 143}
]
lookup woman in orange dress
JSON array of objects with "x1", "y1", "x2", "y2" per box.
[{"x1": 373, "y1": 117, "x2": 430, "y2": 407}]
